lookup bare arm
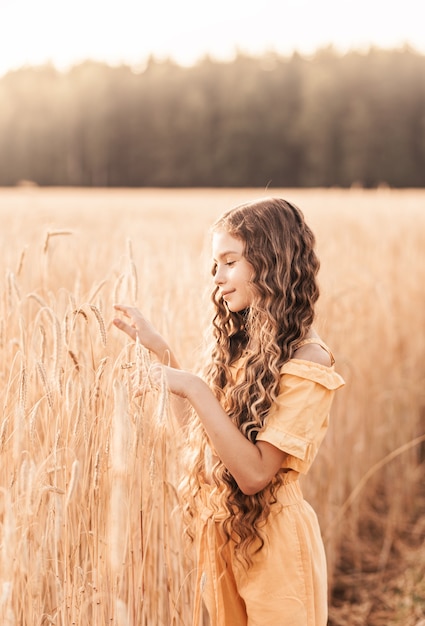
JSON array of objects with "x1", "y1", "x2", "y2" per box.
[
  {"x1": 113, "y1": 305, "x2": 285, "y2": 493},
  {"x1": 158, "y1": 366, "x2": 287, "y2": 496},
  {"x1": 113, "y1": 308, "x2": 331, "y2": 495},
  {"x1": 156, "y1": 339, "x2": 332, "y2": 495}
]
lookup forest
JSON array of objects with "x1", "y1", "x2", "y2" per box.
[{"x1": 0, "y1": 46, "x2": 424, "y2": 188}]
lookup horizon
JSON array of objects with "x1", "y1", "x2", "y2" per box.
[
  {"x1": 1, "y1": 0, "x2": 424, "y2": 78},
  {"x1": 1, "y1": 42, "x2": 423, "y2": 79}
]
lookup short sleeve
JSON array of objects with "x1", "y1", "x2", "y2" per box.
[{"x1": 256, "y1": 359, "x2": 345, "y2": 474}]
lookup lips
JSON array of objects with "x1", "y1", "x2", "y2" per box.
[{"x1": 221, "y1": 290, "x2": 235, "y2": 299}]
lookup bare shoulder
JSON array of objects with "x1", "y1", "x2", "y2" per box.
[{"x1": 293, "y1": 342, "x2": 332, "y2": 367}]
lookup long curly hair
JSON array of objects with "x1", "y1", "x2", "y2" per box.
[{"x1": 181, "y1": 197, "x2": 320, "y2": 565}]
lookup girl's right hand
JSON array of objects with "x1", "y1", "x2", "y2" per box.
[{"x1": 113, "y1": 304, "x2": 165, "y2": 356}]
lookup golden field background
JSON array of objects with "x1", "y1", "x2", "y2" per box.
[{"x1": 0, "y1": 187, "x2": 424, "y2": 625}]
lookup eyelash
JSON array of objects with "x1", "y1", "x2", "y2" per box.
[{"x1": 212, "y1": 260, "x2": 236, "y2": 276}]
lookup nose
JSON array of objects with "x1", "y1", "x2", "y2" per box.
[{"x1": 214, "y1": 264, "x2": 226, "y2": 285}]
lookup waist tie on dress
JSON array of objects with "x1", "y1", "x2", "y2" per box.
[{"x1": 191, "y1": 478, "x2": 303, "y2": 626}]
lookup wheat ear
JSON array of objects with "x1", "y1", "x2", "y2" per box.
[
  {"x1": 65, "y1": 460, "x2": 79, "y2": 508},
  {"x1": 89, "y1": 305, "x2": 107, "y2": 347}
]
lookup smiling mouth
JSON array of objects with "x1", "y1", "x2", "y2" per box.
[{"x1": 221, "y1": 290, "x2": 235, "y2": 299}]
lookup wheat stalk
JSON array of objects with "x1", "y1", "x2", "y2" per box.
[
  {"x1": 93, "y1": 450, "x2": 100, "y2": 492},
  {"x1": 29, "y1": 399, "x2": 43, "y2": 447},
  {"x1": 16, "y1": 245, "x2": 27, "y2": 277},
  {"x1": 128, "y1": 238, "x2": 138, "y2": 303},
  {"x1": 67, "y1": 349, "x2": 79, "y2": 370},
  {"x1": 113, "y1": 273, "x2": 126, "y2": 304},
  {"x1": 0, "y1": 418, "x2": 9, "y2": 452},
  {"x1": 89, "y1": 305, "x2": 107, "y2": 347},
  {"x1": 65, "y1": 460, "x2": 79, "y2": 508},
  {"x1": 7, "y1": 271, "x2": 21, "y2": 304},
  {"x1": 36, "y1": 361, "x2": 53, "y2": 409},
  {"x1": 43, "y1": 230, "x2": 73, "y2": 254},
  {"x1": 109, "y1": 380, "x2": 130, "y2": 581},
  {"x1": 91, "y1": 357, "x2": 108, "y2": 412},
  {"x1": 27, "y1": 293, "x2": 49, "y2": 308},
  {"x1": 1, "y1": 188, "x2": 425, "y2": 625},
  {"x1": 88, "y1": 279, "x2": 108, "y2": 303},
  {"x1": 73, "y1": 308, "x2": 89, "y2": 323}
]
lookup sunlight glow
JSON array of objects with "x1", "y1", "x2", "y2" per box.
[{"x1": 0, "y1": 0, "x2": 423, "y2": 76}]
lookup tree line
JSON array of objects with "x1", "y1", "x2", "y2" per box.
[{"x1": 1, "y1": 47, "x2": 424, "y2": 187}]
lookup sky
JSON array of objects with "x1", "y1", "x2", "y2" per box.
[{"x1": 0, "y1": 0, "x2": 424, "y2": 76}]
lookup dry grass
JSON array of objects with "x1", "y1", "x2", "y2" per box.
[{"x1": 0, "y1": 186, "x2": 424, "y2": 625}]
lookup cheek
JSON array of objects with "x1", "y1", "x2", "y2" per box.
[
  {"x1": 241, "y1": 260, "x2": 255, "y2": 282},
  {"x1": 245, "y1": 277, "x2": 258, "y2": 303},
  {"x1": 245, "y1": 268, "x2": 255, "y2": 289},
  {"x1": 241, "y1": 275, "x2": 255, "y2": 303}
]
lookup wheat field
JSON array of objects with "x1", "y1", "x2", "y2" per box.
[{"x1": 0, "y1": 187, "x2": 424, "y2": 625}]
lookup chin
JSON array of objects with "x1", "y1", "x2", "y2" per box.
[{"x1": 228, "y1": 304, "x2": 248, "y2": 314}]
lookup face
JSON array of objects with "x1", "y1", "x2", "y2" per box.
[{"x1": 212, "y1": 230, "x2": 254, "y2": 312}]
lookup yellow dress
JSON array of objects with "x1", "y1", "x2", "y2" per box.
[{"x1": 193, "y1": 340, "x2": 345, "y2": 626}]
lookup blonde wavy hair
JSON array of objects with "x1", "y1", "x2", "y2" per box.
[{"x1": 181, "y1": 197, "x2": 320, "y2": 565}]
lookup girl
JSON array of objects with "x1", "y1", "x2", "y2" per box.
[{"x1": 113, "y1": 197, "x2": 345, "y2": 626}]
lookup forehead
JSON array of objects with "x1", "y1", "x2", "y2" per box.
[{"x1": 212, "y1": 230, "x2": 244, "y2": 258}]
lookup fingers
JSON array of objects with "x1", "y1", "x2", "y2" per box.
[
  {"x1": 113, "y1": 317, "x2": 137, "y2": 341},
  {"x1": 113, "y1": 304, "x2": 141, "y2": 340},
  {"x1": 113, "y1": 304, "x2": 134, "y2": 318},
  {"x1": 113, "y1": 305, "x2": 162, "y2": 358}
]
